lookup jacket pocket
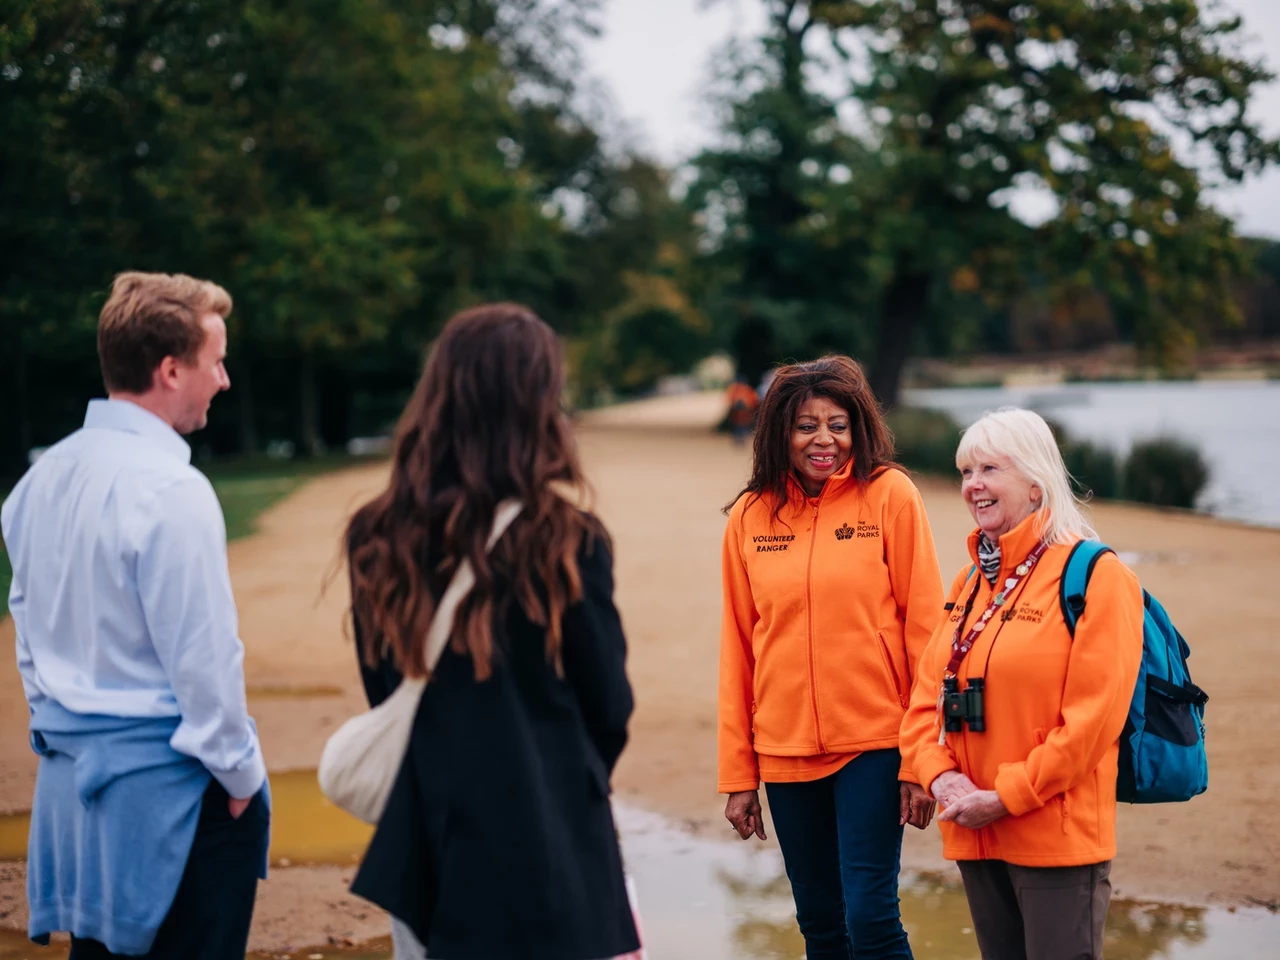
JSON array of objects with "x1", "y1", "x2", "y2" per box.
[
  {"x1": 1144, "y1": 678, "x2": 1201, "y2": 747},
  {"x1": 875, "y1": 632, "x2": 909, "y2": 708}
]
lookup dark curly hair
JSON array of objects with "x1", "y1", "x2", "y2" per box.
[{"x1": 727, "y1": 355, "x2": 898, "y2": 520}]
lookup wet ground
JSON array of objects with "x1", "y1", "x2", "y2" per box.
[{"x1": 2, "y1": 772, "x2": 1276, "y2": 959}]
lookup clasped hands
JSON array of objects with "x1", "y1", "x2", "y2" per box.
[{"x1": 930, "y1": 770, "x2": 1008, "y2": 829}]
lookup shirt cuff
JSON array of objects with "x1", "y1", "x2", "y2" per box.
[
  {"x1": 914, "y1": 750, "x2": 960, "y2": 799},
  {"x1": 210, "y1": 746, "x2": 267, "y2": 800},
  {"x1": 718, "y1": 777, "x2": 761, "y2": 794},
  {"x1": 994, "y1": 761, "x2": 1043, "y2": 817}
]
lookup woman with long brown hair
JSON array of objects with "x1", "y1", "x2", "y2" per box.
[
  {"x1": 344, "y1": 303, "x2": 639, "y2": 960},
  {"x1": 719, "y1": 355, "x2": 944, "y2": 959}
]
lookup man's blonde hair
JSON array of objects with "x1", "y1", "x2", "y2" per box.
[{"x1": 97, "y1": 271, "x2": 232, "y2": 394}]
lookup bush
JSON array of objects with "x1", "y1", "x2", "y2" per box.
[
  {"x1": 1062, "y1": 439, "x2": 1122, "y2": 500},
  {"x1": 1122, "y1": 437, "x2": 1210, "y2": 509},
  {"x1": 887, "y1": 407, "x2": 964, "y2": 475},
  {"x1": 1044, "y1": 420, "x2": 1121, "y2": 500}
]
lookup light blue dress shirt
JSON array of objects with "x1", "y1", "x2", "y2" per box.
[{"x1": 2, "y1": 398, "x2": 266, "y2": 799}]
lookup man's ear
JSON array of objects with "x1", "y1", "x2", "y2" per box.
[{"x1": 154, "y1": 355, "x2": 182, "y2": 392}]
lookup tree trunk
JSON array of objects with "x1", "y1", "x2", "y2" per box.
[
  {"x1": 869, "y1": 269, "x2": 932, "y2": 409},
  {"x1": 235, "y1": 358, "x2": 258, "y2": 455},
  {"x1": 298, "y1": 351, "x2": 321, "y2": 458},
  {"x1": 15, "y1": 339, "x2": 32, "y2": 465}
]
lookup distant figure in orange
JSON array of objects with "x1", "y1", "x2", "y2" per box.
[{"x1": 725, "y1": 375, "x2": 759, "y2": 446}]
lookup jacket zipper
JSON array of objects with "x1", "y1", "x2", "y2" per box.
[{"x1": 806, "y1": 500, "x2": 825, "y2": 753}]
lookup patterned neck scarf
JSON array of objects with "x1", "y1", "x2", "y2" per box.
[{"x1": 977, "y1": 533, "x2": 1001, "y2": 585}]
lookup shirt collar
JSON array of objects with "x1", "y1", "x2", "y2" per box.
[
  {"x1": 83, "y1": 399, "x2": 192, "y2": 464},
  {"x1": 966, "y1": 509, "x2": 1047, "y2": 574},
  {"x1": 787, "y1": 455, "x2": 857, "y2": 503}
]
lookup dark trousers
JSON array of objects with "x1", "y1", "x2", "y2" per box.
[
  {"x1": 957, "y1": 859, "x2": 1112, "y2": 960},
  {"x1": 70, "y1": 780, "x2": 269, "y2": 960},
  {"x1": 765, "y1": 748, "x2": 913, "y2": 960}
]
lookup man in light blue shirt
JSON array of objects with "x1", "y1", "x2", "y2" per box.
[{"x1": 2, "y1": 271, "x2": 270, "y2": 960}]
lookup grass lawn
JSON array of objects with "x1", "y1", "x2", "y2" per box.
[
  {"x1": 0, "y1": 453, "x2": 375, "y2": 619},
  {"x1": 202, "y1": 453, "x2": 371, "y2": 541}
]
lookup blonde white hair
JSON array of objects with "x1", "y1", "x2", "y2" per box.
[{"x1": 955, "y1": 407, "x2": 1097, "y2": 545}]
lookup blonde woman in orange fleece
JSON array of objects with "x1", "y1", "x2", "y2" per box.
[
  {"x1": 719, "y1": 356, "x2": 945, "y2": 960},
  {"x1": 900, "y1": 408, "x2": 1144, "y2": 960}
]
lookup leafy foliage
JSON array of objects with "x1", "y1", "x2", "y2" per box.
[
  {"x1": 1123, "y1": 436, "x2": 1210, "y2": 508},
  {"x1": 0, "y1": 0, "x2": 693, "y2": 467},
  {"x1": 687, "y1": 2, "x2": 878, "y2": 384},
  {"x1": 690, "y1": 1, "x2": 1278, "y2": 403}
]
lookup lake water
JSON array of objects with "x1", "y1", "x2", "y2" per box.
[{"x1": 903, "y1": 381, "x2": 1280, "y2": 528}]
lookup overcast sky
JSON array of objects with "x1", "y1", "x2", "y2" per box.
[{"x1": 582, "y1": 0, "x2": 1280, "y2": 239}]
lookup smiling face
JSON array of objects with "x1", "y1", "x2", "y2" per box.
[
  {"x1": 790, "y1": 395, "x2": 853, "y2": 497},
  {"x1": 168, "y1": 313, "x2": 231, "y2": 434},
  {"x1": 960, "y1": 453, "x2": 1042, "y2": 540}
]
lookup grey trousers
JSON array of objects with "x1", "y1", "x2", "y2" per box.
[{"x1": 957, "y1": 860, "x2": 1112, "y2": 960}]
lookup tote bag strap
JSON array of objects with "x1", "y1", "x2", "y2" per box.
[{"x1": 421, "y1": 498, "x2": 524, "y2": 672}]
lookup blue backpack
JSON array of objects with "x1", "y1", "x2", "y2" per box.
[{"x1": 1061, "y1": 541, "x2": 1209, "y2": 804}]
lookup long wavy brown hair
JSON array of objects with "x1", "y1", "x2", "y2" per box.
[
  {"x1": 727, "y1": 355, "x2": 898, "y2": 520},
  {"x1": 346, "y1": 303, "x2": 599, "y2": 680}
]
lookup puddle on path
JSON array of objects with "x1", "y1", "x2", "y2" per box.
[
  {"x1": 2, "y1": 779, "x2": 1277, "y2": 958},
  {"x1": 245, "y1": 684, "x2": 346, "y2": 700},
  {"x1": 0, "y1": 770, "x2": 370, "y2": 865},
  {"x1": 612, "y1": 805, "x2": 1278, "y2": 960}
]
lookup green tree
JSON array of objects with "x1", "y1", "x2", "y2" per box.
[
  {"x1": 688, "y1": 0, "x2": 878, "y2": 385},
  {"x1": 810, "y1": 0, "x2": 1278, "y2": 404},
  {"x1": 1, "y1": 0, "x2": 671, "y2": 462}
]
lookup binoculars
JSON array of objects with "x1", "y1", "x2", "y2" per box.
[{"x1": 942, "y1": 676, "x2": 986, "y2": 733}]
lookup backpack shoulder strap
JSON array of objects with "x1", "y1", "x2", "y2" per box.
[{"x1": 1060, "y1": 540, "x2": 1115, "y2": 637}]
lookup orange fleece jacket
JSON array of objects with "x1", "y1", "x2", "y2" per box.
[
  {"x1": 718, "y1": 462, "x2": 944, "y2": 793},
  {"x1": 899, "y1": 513, "x2": 1144, "y2": 867}
]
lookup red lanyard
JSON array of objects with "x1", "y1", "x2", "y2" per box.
[{"x1": 944, "y1": 540, "x2": 1049, "y2": 677}]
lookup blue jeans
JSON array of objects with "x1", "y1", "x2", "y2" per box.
[{"x1": 765, "y1": 749, "x2": 913, "y2": 960}]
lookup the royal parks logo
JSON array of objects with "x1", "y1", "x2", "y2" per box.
[
  {"x1": 1000, "y1": 605, "x2": 1044, "y2": 624},
  {"x1": 835, "y1": 521, "x2": 881, "y2": 541}
]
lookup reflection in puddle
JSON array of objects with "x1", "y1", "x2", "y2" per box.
[
  {"x1": 612, "y1": 805, "x2": 1278, "y2": 960},
  {"x1": 0, "y1": 812, "x2": 27, "y2": 864},
  {"x1": 265, "y1": 770, "x2": 371, "y2": 865},
  {"x1": 246, "y1": 684, "x2": 345, "y2": 700},
  {"x1": 0, "y1": 771, "x2": 370, "y2": 865},
  {"x1": 1, "y1": 787, "x2": 1276, "y2": 958}
]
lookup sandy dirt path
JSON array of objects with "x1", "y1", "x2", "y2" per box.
[{"x1": 2, "y1": 392, "x2": 1278, "y2": 949}]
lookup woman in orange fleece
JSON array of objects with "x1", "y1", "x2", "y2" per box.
[
  {"x1": 899, "y1": 409, "x2": 1144, "y2": 960},
  {"x1": 719, "y1": 356, "x2": 944, "y2": 960}
]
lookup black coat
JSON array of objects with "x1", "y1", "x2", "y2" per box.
[{"x1": 348, "y1": 528, "x2": 639, "y2": 960}]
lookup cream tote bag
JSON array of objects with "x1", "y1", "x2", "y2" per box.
[{"x1": 318, "y1": 499, "x2": 523, "y2": 825}]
